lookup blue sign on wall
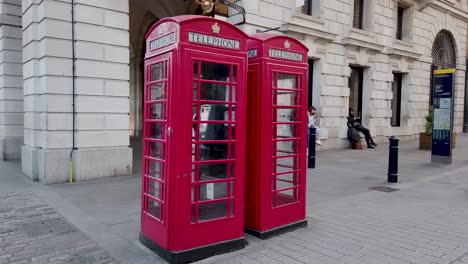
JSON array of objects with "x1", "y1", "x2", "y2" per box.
[{"x1": 431, "y1": 68, "x2": 455, "y2": 164}]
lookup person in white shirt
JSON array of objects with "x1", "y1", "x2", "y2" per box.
[{"x1": 308, "y1": 106, "x2": 322, "y2": 146}]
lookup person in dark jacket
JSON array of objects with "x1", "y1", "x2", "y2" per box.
[{"x1": 347, "y1": 108, "x2": 377, "y2": 149}]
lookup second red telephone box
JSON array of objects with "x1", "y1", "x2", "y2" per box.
[
  {"x1": 140, "y1": 16, "x2": 248, "y2": 263},
  {"x1": 245, "y1": 34, "x2": 309, "y2": 239}
]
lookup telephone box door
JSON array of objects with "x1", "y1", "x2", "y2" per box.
[
  {"x1": 266, "y1": 63, "x2": 307, "y2": 228},
  {"x1": 177, "y1": 50, "x2": 246, "y2": 249},
  {"x1": 142, "y1": 51, "x2": 173, "y2": 247}
]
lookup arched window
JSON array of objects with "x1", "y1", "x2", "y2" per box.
[{"x1": 432, "y1": 30, "x2": 457, "y2": 69}]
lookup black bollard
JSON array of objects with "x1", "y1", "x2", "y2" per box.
[
  {"x1": 308, "y1": 127, "x2": 316, "y2": 169},
  {"x1": 387, "y1": 136, "x2": 399, "y2": 183}
]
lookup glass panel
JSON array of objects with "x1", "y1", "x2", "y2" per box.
[
  {"x1": 200, "y1": 62, "x2": 230, "y2": 81},
  {"x1": 200, "y1": 83, "x2": 230, "y2": 102},
  {"x1": 197, "y1": 104, "x2": 229, "y2": 122},
  {"x1": 150, "y1": 83, "x2": 165, "y2": 100},
  {"x1": 193, "y1": 81, "x2": 198, "y2": 99},
  {"x1": 199, "y1": 182, "x2": 227, "y2": 201},
  {"x1": 193, "y1": 61, "x2": 199, "y2": 79},
  {"x1": 275, "y1": 173, "x2": 295, "y2": 190},
  {"x1": 147, "y1": 179, "x2": 161, "y2": 199},
  {"x1": 150, "y1": 63, "x2": 165, "y2": 81},
  {"x1": 199, "y1": 162, "x2": 228, "y2": 181},
  {"x1": 147, "y1": 198, "x2": 162, "y2": 220},
  {"x1": 232, "y1": 66, "x2": 237, "y2": 83},
  {"x1": 231, "y1": 86, "x2": 236, "y2": 102},
  {"x1": 274, "y1": 140, "x2": 296, "y2": 156},
  {"x1": 191, "y1": 205, "x2": 197, "y2": 223},
  {"x1": 276, "y1": 189, "x2": 297, "y2": 206},
  {"x1": 277, "y1": 73, "x2": 297, "y2": 88},
  {"x1": 198, "y1": 201, "x2": 228, "y2": 222},
  {"x1": 277, "y1": 108, "x2": 295, "y2": 122},
  {"x1": 148, "y1": 159, "x2": 161, "y2": 179},
  {"x1": 191, "y1": 164, "x2": 196, "y2": 182},
  {"x1": 199, "y1": 143, "x2": 229, "y2": 160},
  {"x1": 191, "y1": 185, "x2": 195, "y2": 202},
  {"x1": 148, "y1": 122, "x2": 163, "y2": 139},
  {"x1": 275, "y1": 124, "x2": 298, "y2": 139},
  {"x1": 229, "y1": 181, "x2": 234, "y2": 197},
  {"x1": 276, "y1": 90, "x2": 299, "y2": 106},
  {"x1": 229, "y1": 200, "x2": 234, "y2": 216},
  {"x1": 149, "y1": 103, "x2": 165, "y2": 120},
  {"x1": 275, "y1": 156, "x2": 298, "y2": 173},
  {"x1": 148, "y1": 141, "x2": 164, "y2": 159},
  {"x1": 199, "y1": 123, "x2": 230, "y2": 140}
]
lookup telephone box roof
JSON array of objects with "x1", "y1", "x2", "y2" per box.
[
  {"x1": 248, "y1": 33, "x2": 308, "y2": 51},
  {"x1": 145, "y1": 15, "x2": 249, "y2": 39}
]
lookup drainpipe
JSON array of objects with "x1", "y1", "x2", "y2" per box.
[{"x1": 69, "y1": 0, "x2": 76, "y2": 183}]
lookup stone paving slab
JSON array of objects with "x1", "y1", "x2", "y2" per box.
[
  {"x1": 197, "y1": 169, "x2": 468, "y2": 264},
  {"x1": 0, "y1": 193, "x2": 119, "y2": 264}
]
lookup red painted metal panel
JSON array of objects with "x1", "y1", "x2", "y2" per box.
[
  {"x1": 246, "y1": 34, "x2": 309, "y2": 233},
  {"x1": 142, "y1": 15, "x2": 247, "y2": 255}
]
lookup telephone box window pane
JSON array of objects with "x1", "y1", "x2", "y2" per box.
[
  {"x1": 193, "y1": 82, "x2": 198, "y2": 99},
  {"x1": 275, "y1": 173, "x2": 295, "y2": 190},
  {"x1": 229, "y1": 200, "x2": 234, "y2": 216},
  {"x1": 232, "y1": 66, "x2": 237, "y2": 83},
  {"x1": 150, "y1": 83, "x2": 165, "y2": 100},
  {"x1": 275, "y1": 124, "x2": 298, "y2": 139},
  {"x1": 277, "y1": 73, "x2": 297, "y2": 88},
  {"x1": 199, "y1": 163, "x2": 228, "y2": 181},
  {"x1": 197, "y1": 104, "x2": 229, "y2": 122},
  {"x1": 274, "y1": 140, "x2": 296, "y2": 156},
  {"x1": 193, "y1": 61, "x2": 199, "y2": 79},
  {"x1": 200, "y1": 62, "x2": 231, "y2": 81},
  {"x1": 148, "y1": 159, "x2": 162, "y2": 179},
  {"x1": 147, "y1": 198, "x2": 162, "y2": 220},
  {"x1": 149, "y1": 142, "x2": 164, "y2": 159},
  {"x1": 199, "y1": 123, "x2": 229, "y2": 140},
  {"x1": 147, "y1": 179, "x2": 161, "y2": 199},
  {"x1": 275, "y1": 156, "x2": 298, "y2": 173},
  {"x1": 277, "y1": 108, "x2": 295, "y2": 122},
  {"x1": 191, "y1": 205, "x2": 197, "y2": 223},
  {"x1": 200, "y1": 83, "x2": 230, "y2": 102},
  {"x1": 198, "y1": 201, "x2": 228, "y2": 222},
  {"x1": 199, "y1": 182, "x2": 227, "y2": 201},
  {"x1": 150, "y1": 103, "x2": 165, "y2": 120},
  {"x1": 199, "y1": 143, "x2": 229, "y2": 160},
  {"x1": 150, "y1": 63, "x2": 165, "y2": 81},
  {"x1": 275, "y1": 189, "x2": 297, "y2": 206},
  {"x1": 148, "y1": 122, "x2": 163, "y2": 139},
  {"x1": 275, "y1": 90, "x2": 299, "y2": 106}
]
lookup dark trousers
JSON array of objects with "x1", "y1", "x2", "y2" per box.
[{"x1": 355, "y1": 125, "x2": 374, "y2": 146}]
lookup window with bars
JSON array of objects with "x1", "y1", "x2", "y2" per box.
[
  {"x1": 353, "y1": 0, "x2": 364, "y2": 29},
  {"x1": 392, "y1": 73, "x2": 403, "y2": 127},
  {"x1": 296, "y1": 0, "x2": 320, "y2": 17}
]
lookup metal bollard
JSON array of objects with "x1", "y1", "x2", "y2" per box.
[
  {"x1": 387, "y1": 136, "x2": 399, "y2": 183},
  {"x1": 308, "y1": 127, "x2": 316, "y2": 169}
]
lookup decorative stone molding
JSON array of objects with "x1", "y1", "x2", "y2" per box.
[
  {"x1": 387, "y1": 40, "x2": 422, "y2": 60},
  {"x1": 281, "y1": 13, "x2": 337, "y2": 42},
  {"x1": 342, "y1": 28, "x2": 385, "y2": 52}
]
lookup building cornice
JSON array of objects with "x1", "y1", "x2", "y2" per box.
[
  {"x1": 417, "y1": 0, "x2": 468, "y2": 20},
  {"x1": 281, "y1": 13, "x2": 337, "y2": 42},
  {"x1": 386, "y1": 40, "x2": 422, "y2": 60},
  {"x1": 342, "y1": 28, "x2": 385, "y2": 52}
]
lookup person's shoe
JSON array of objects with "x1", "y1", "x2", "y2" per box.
[
  {"x1": 368, "y1": 145, "x2": 375, "y2": 149},
  {"x1": 315, "y1": 140, "x2": 322, "y2": 146},
  {"x1": 371, "y1": 142, "x2": 378, "y2": 147}
]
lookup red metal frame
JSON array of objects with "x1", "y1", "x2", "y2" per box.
[
  {"x1": 141, "y1": 16, "x2": 248, "y2": 257},
  {"x1": 245, "y1": 34, "x2": 309, "y2": 234}
]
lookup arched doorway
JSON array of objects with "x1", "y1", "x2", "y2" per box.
[{"x1": 430, "y1": 30, "x2": 457, "y2": 108}]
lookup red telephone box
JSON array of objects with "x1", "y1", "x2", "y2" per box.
[
  {"x1": 245, "y1": 34, "x2": 309, "y2": 239},
  {"x1": 140, "y1": 16, "x2": 248, "y2": 263}
]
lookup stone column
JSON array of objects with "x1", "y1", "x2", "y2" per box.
[
  {"x1": 22, "y1": 0, "x2": 132, "y2": 183},
  {"x1": 0, "y1": 0, "x2": 22, "y2": 160}
]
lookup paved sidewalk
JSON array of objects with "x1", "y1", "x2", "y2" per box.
[{"x1": 1, "y1": 135, "x2": 468, "y2": 263}]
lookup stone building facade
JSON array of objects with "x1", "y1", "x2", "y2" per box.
[{"x1": 0, "y1": 0, "x2": 466, "y2": 183}]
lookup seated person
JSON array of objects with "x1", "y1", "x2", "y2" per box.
[
  {"x1": 347, "y1": 108, "x2": 377, "y2": 149},
  {"x1": 308, "y1": 106, "x2": 322, "y2": 146}
]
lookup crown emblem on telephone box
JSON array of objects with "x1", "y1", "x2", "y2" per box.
[
  {"x1": 212, "y1": 23, "x2": 220, "y2": 34},
  {"x1": 284, "y1": 40, "x2": 290, "y2": 49}
]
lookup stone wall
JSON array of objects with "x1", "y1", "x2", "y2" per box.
[
  {"x1": 0, "y1": 0, "x2": 22, "y2": 160},
  {"x1": 21, "y1": 0, "x2": 132, "y2": 183},
  {"x1": 236, "y1": 0, "x2": 468, "y2": 149}
]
